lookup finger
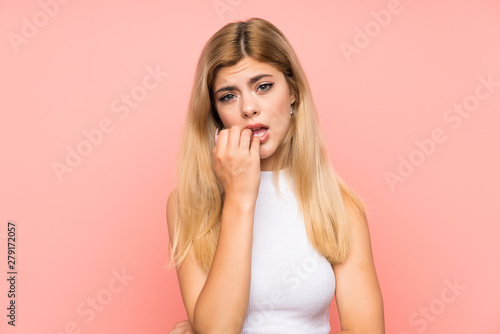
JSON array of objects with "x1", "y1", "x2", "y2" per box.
[
  {"x1": 227, "y1": 125, "x2": 242, "y2": 151},
  {"x1": 215, "y1": 128, "x2": 229, "y2": 152},
  {"x1": 214, "y1": 127, "x2": 219, "y2": 146},
  {"x1": 173, "y1": 320, "x2": 189, "y2": 327},
  {"x1": 239, "y1": 128, "x2": 252, "y2": 151},
  {"x1": 250, "y1": 133, "x2": 261, "y2": 156}
]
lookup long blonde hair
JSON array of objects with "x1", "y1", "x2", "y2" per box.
[{"x1": 166, "y1": 18, "x2": 365, "y2": 273}]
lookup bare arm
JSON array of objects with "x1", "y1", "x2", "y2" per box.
[
  {"x1": 193, "y1": 195, "x2": 255, "y2": 332},
  {"x1": 331, "y1": 198, "x2": 385, "y2": 334},
  {"x1": 167, "y1": 125, "x2": 260, "y2": 334}
]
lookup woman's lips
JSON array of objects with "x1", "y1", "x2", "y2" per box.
[{"x1": 252, "y1": 128, "x2": 269, "y2": 143}]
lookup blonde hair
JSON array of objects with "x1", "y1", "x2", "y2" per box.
[{"x1": 166, "y1": 18, "x2": 365, "y2": 273}]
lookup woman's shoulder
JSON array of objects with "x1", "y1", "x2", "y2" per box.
[
  {"x1": 344, "y1": 195, "x2": 366, "y2": 221},
  {"x1": 339, "y1": 187, "x2": 367, "y2": 224},
  {"x1": 168, "y1": 187, "x2": 178, "y2": 202},
  {"x1": 166, "y1": 188, "x2": 179, "y2": 239},
  {"x1": 167, "y1": 188, "x2": 179, "y2": 212}
]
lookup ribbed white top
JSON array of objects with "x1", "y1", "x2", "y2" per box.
[{"x1": 241, "y1": 169, "x2": 335, "y2": 333}]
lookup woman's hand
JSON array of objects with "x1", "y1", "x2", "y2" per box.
[
  {"x1": 169, "y1": 320, "x2": 194, "y2": 334},
  {"x1": 212, "y1": 125, "x2": 261, "y2": 203}
]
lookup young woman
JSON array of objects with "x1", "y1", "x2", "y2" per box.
[{"x1": 166, "y1": 18, "x2": 385, "y2": 334}]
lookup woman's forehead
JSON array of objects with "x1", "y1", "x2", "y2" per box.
[{"x1": 213, "y1": 59, "x2": 281, "y2": 89}]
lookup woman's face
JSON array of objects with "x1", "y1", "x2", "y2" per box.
[{"x1": 212, "y1": 57, "x2": 295, "y2": 171}]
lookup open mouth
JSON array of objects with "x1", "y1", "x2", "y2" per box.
[{"x1": 251, "y1": 127, "x2": 268, "y2": 138}]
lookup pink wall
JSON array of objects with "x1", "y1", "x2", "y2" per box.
[{"x1": 1, "y1": 1, "x2": 499, "y2": 333}]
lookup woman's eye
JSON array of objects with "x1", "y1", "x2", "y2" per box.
[
  {"x1": 218, "y1": 83, "x2": 274, "y2": 103},
  {"x1": 258, "y1": 83, "x2": 274, "y2": 91},
  {"x1": 219, "y1": 94, "x2": 235, "y2": 103}
]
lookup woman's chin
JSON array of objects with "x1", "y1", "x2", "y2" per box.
[{"x1": 258, "y1": 149, "x2": 276, "y2": 161}]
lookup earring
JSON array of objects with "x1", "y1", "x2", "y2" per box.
[{"x1": 290, "y1": 105, "x2": 294, "y2": 115}]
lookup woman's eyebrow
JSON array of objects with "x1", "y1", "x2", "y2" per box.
[{"x1": 214, "y1": 74, "x2": 273, "y2": 95}]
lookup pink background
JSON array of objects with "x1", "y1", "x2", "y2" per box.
[{"x1": 1, "y1": 1, "x2": 499, "y2": 333}]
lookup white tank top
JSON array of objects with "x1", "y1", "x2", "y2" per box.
[{"x1": 241, "y1": 169, "x2": 336, "y2": 333}]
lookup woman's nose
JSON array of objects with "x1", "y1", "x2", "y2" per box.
[{"x1": 240, "y1": 93, "x2": 260, "y2": 118}]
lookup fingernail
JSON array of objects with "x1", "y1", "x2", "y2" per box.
[{"x1": 214, "y1": 128, "x2": 219, "y2": 144}]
